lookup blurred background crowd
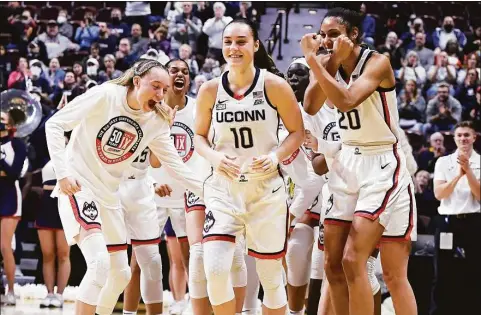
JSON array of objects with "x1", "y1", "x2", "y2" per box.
[{"x1": 0, "y1": 1, "x2": 480, "y2": 314}]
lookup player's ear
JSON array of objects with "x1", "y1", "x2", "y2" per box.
[
  {"x1": 350, "y1": 27, "x2": 359, "y2": 43},
  {"x1": 254, "y1": 40, "x2": 259, "y2": 53},
  {"x1": 133, "y1": 75, "x2": 141, "y2": 88}
]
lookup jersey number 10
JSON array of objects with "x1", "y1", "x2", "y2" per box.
[
  {"x1": 338, "y1": 109, "x2": 361, "y2": 130},
  {"x1": 230, "y1": 127, "x2": 254, "y2": 149}
]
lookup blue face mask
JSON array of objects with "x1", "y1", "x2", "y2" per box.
[{"x1": 0, "y1": 122, "x2": 6, "y2": 131}]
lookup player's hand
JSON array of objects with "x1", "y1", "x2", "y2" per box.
[
  {"x1": 300, "y1": 33, "x2": 322, "y2": 59},
  {"x1": 213, "y1": 153, "x2": 240, "y2": 180},
  {"x1": 332, "y1": 35, "x2": 354, "y2": 63},
  {"x1": 155, "y1": 184, "x2": 173, "y2": 197},
  {"x1": 250, "y1": 152, "x2": 279, "y2": 173},
  {"x1": 304, "y1": 130, "x2": 318, "y2": 151},
  {"x1": 58, "y1": 177, "x2": 81, "y2": 195}
]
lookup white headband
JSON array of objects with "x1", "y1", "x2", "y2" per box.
[{"x1": 289, "y1": 57, "x2": 310, "y2": 69}]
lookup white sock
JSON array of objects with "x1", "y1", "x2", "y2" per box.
[
  {"x1": 289, "y1": 308, "x2": 305, "y2": 314},
  {"x1": 123, "y1": 311, "x2": 137, "y2": 315}
]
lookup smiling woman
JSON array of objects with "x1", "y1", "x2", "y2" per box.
[{"x1": 44, "y1": 58, "x2": 204, "y2": 315}]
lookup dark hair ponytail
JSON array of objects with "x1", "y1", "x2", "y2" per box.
[{"x1": 223, "y1": 18, "x2": 284, "y2": 79}]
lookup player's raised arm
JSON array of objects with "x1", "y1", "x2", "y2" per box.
[
  {"x1": 265, "y1": 72, "x2": 305, "y2": 162},
  {"x1": 302, "y1": 34, "x2": 394, "y2": 113}
]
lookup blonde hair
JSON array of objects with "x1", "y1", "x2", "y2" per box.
[{"x1": 108, "y1": 59, "x2": 172, "y2": 123}]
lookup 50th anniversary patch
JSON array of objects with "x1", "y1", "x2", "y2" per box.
[{"x1": 96, "y1": 116, "x2": 143, "y2": 164}]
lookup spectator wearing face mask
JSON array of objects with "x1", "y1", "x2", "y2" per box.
[
  {"x1": 98, "y1": 54, "x2": 123, "y2": 83},
  {"x1": 129, "y1": 23, "x2": 150, "y2": 58},
  {"x1": 417, "y1": 132, "x2": 447, "y2": 173},
  {"x1": 202, "y1": 2, "x2": 233, "y2": 63},
  {"x1": 81, "y1": 43, "x2": 102, "y2": 70},
  {"x1": 97, "y1": 22, "x2": 117, "y2": 56},
  {"x1": 108, "y1": 8, "x2": 130, "y2": 39},
  {"x1": 85, "y1": 58, "x2": 100, "y2": 82},
  {"x1": 28, "y1": 59, "x2": 52, "y2": 97},
  {"x1": 432, "y1": 16, "x2": 467, "y2": 51},
  {"x1": 33, "y1": 20, "x2": 79, "y2": 59},
  {"x1": 56, "y1": 9, "x2": 73, "y2": 40},
  {"x1": 49, "y1": 71, "x2": 77, "y2": 105},
  {"x1": 47, "y1": 58, "x2": 65, "y2": 89},
  {"x1": 399, "y1": 50, "x2": 427, "y2": 87},
  {"x1": 377, "y1": 31, "x2": 404, "y2": 69},
  {"x1": 74, "y1": 13, "x2": 100, "y2": 51},
  {"x1": 408, "y1": 32, "x2": 435, "y2": 71}
]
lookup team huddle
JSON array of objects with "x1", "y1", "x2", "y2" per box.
[{"x1": 40, "y1": 8, "x2": 418, "y2": 315}]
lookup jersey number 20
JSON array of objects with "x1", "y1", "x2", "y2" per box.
[
  {"x1": 230, "y1": 127, "x2": 253, "y2": 149},
  {"x1": 338, "y1": 109, "x2": 361, "y2": 130}
]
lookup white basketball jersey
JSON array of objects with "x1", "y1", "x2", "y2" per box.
[
  {"x1": 150, "y1": 96, "x2": 208, "y2": 208},
  {"x1": 309, "y1": 104, "x2": 340, "y2": 181},
  {"x1": 211, "y1": 68, "x2": 280, "y2": 178},
  {"x1": 334, "y1": 48, "x2": 401, "y2": 146},
  {"x1": 123, "y1": 147, "x2": 151, "y2": 180}
]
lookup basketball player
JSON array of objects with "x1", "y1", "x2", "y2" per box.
[
  {"x1": 118, "y1": 147, "x2": 167, "y2": 315},
  {"x1": 301, "y1": 7, "x2": 417, "y2": 315},
  {"x1": 282, "y1": 58, "x2": 325, "y2": 315},
  {"x1": 36, "y1": 135, "x2": 71, "y2": 309},
  {"x1": 0, "y1": 112, "x2": 28, "y2": 306},
  {"x1": 45, "y1": 59, "x2": 204, "y2": 315},
  {"x1": 194, "y1": 18, "x2": 305, "y2": 315}
]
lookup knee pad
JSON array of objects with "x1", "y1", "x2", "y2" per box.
[
  {"x1": 188, "y1": 242, "x2": 208, "y2": 299},
  {"x1": 231, "y1": 239, "x2": 247, "y2": 288},
  {"x1": 310, "y1": 243, "x2": 324, "y2": 280},
  {"x1": 140, "y1": 270, "x2": 163, "y2": 304},
  {"x1": 367, "y1": 256, "x2": 380, "y2": 295},
  {"x1": 256, "y1": 259, "x2": 287, "y2": 310},
  {"x1": 77, "y1": 233, "x2": 110, "y2": 305},
  {"x1": 97, "y1": 251, "x2": 132, "y2": 315},
  {"x1": 134, "y1": 244, "x2": 162, "y2": 281},
  {"x1": 286, "y1": 223, "x2": 314, "y2": 286},
  {"x1": 203, "y1": 241, "x2": 236, "y2": 306},
  {"x1": 243, "y1": 255, "x2": 260, "y2": 313}
]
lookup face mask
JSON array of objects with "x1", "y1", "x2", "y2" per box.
[
  {"x1": 0, "y1": 122, "x2": 6, "y2": 131},
  {"x1": 414, "y1": 24, "x2": 421, "y2": 32},
  {"x1": 31, "y1": 66, "x2": 41, "y2": 77},
  {"x1": 444, "y1": 24, "x2": 454, "y2": 32},
  {"x1": 57, "y1": 16, "x2": 67, "y2": 24},
  {"x1": 112, "y1": 17, "x2": 120, "y2": 24},
  {"x1": 87, "y1": 65, "x2": 98, "y2": 76}
]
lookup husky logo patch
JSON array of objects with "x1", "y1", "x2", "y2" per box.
[
  {"x1": 187, "y1": 191, "x2": 200, "y2": 207},
  {"x1": 82, "y1": 201, "x2": 98, "y2": 221},
  {"x1": 204, "y1": 211, "x2": 215, "y2": 233}
]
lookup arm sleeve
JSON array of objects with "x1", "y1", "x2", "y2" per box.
[
  {"x1": 45, "y1": 85, "x2": 106, "y2": 180},
  {"x1": 0, "y1": 139, "x2": 28, "y2": 179},
  {"x1": 148, "y1": 124, "x2": 204, "y2": 197}
]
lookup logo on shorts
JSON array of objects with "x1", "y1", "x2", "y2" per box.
[
  {"x1": 354, "y1": 148, "x2": 361, "y2": 155},
  {"x1": 96, "y1": 116, "x2": 143, "y2": 164},
  {"x1": 319, "y1": 224, "x2": 325, "y2": 245},
  {"x1": 325, "y1": 194, "x2": 333, "y2": 216},
  {"x1": 82, "y1": 201, "x2": 98, "y2": 221},
  {"x1": 204, "y1": 211, "x2": 215, "y2": 233},
  {"x1": 381, "y1": 162, "x2": 390, "y2": 169},
  {"x1": 171, "y1": 121, "x2": 195, "y2": 162},
  {"x1": 187, "y1": 191, "x2": 200, "y2": 207},
  {"x1": 239, "y1": 174, "x2": 248, "y2": 183}
]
